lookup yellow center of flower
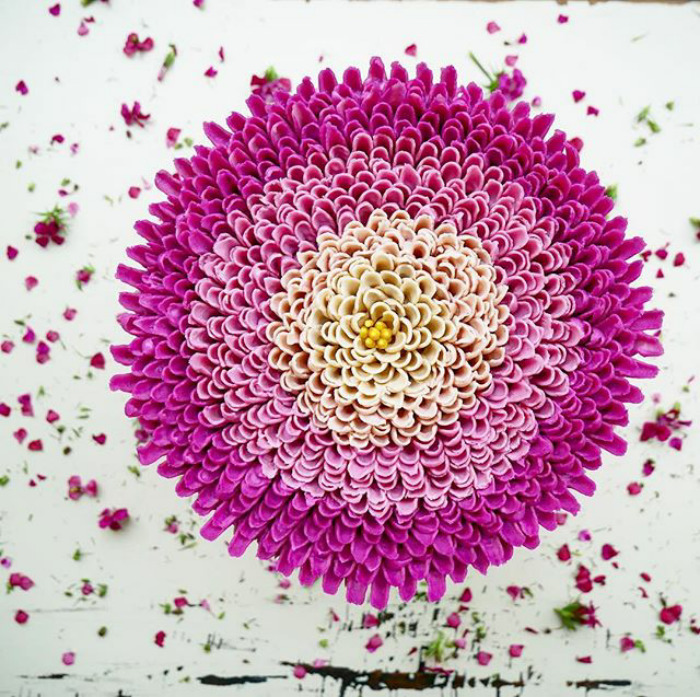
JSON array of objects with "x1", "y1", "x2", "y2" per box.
[{"x1": 359, "y1": 317, "x2": 394, "y2": 350}]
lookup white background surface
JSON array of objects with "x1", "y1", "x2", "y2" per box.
[{"x1": 1, "y1": 1, "x2": 699, "y2": 695}]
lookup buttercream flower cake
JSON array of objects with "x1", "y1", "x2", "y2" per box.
[{"x1": 112, "y1": 59, "x2": 662, "y2": 607}]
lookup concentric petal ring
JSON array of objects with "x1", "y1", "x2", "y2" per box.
[{"x1": 111, "y1": 58, "x2": 662, "y2": 608}]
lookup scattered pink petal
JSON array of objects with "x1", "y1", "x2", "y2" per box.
[
  {"x1": 620, "y1": 636, "x2": 636, "y2": 652},
  {"x1": 627, "y1": 481, "x2": 643, "y2": 496},
  {"x1": 0, "y1": 403, "x2": 10, "y2": 417},
  {"x1": 76, "y1": 267, "x2": 94, "y2": 289},
  {"x1": 572, "y1": 90, "x2": 586, "y2": 103},
  {"x1": 9, "y1": 573, "x2": 35, "y2": 591},
  {"x1": 23, "y1": 327, "x2": 36, "y2": 344},
  {"x1": 121, "y1": 102, "x2": 150, "y2": 128},
  {"x1": 601, "y1": 544, "x2": 619, "y2": 561},
  {"x1": 293, "y1": 664, "x2": 307, "y2": 679},
  {"x1": 558, "y1": 14, "x2": 569, "y2": 24},
  {"x1": 46, "y1": 409, "x2": 60, "y2": 424},
  {"x1": 1, "y1": 340, "x2": 14, "y2": 354},
  {"x1": 7, "y1": 245, "x2": 18, "y2": 260},
  {"x1": 204, "y1": 66, "x2": 218, "y2": 78},
  {"x1": 77, "y1": 20, "x2": 90, "y2": 36},
  {"x1": 446, "y1": 612, "x2": 461, "y2": 628},
  {"x1": 660, "y1": 604, "x2": 682, "y2": 625},
  {"x1": 63, "y1": 307, "x2": 77, "y2": 321},
  {"x1": 49, "y1": 4, "x2": 61, "y2": 17},
  {"x1": 15, "y1": 610, "x2": 29, "y2": 625},
  {"x1": 576, "y1": 656, "x2": 592, "y2": 664},
  {"x1": 98, "y1": 507, "x2": 130, "y2": 531},
  {"x1": 154, "y1": 630, "x2": 166, "y2": 647},
  {"x1": 486, "y1": 21, "x2": 501, "y2": 34},
  {"x1": 28, "y1": 439, "x2": 43, "y2": 452},
  {"x1": 557, "y1": 544, "x2": 571, "y2": 562},
  {"x1": 218, "y1": 46, "x2": 225, "y2": 62},
  {"x1": 193, "y1": 0, "x2": 204, "y2": 7},
  {"x1": 669, "y1": 436, "x2": 683, "y2": 451},
  {"x1": 459, "y1": 587, "x2": 472, "y2": 604},
  {"x1": 505, "y1": 55, "x2": 518, "y2": 67},
  {"x1": 92, "y1": 433, "x2": 107, "y2": 445},
  {"x1": 24, "y1": 276, "x2": 39, "y2": 291},
  {"x1": 476, "y1": 651, "x2": 492, "y2": 666},
  {"x1": 13, "y1": 428, "x2": 28, "y2": 444},
  {"x1": 509, "y1": 644, "x2": 523, "y2": 658},
  {"x1": 62, "y1": 651, "x2": 75, "y2": 666},
  {"x1": 166, "y1": 127, "x2": 181, "y2": 148},
  {"x1": 15, "y1": 80, "x2": 29, "y2": 96},
  {"x1": 128, "y1": 186, "x2": 141, "y2": 199},
  {"x1": 578, "y1": 529, "x2": 592, "y2": 542},
  {"x1": 531, "y1": 96, "x2": 542, "y2": 107},
  {"x1": 90, "y1": 352, "x2": 106, "y2": 370},
  {"x1": 673, "y1": 252, "x2": 685, "y2": 267},
  {"x1": 365, "y1": 634, "x2": 383, "y2": 653},
  {"x1": 362, "y1": 613, "x2": 379, "y2": 628},
  {"x1": 404, "y1": 44, "x2": 417, "y2": 57},
  {"x1": 18, "y1": 394, "x2": 34, "y2": 417},
  {"x1": 518, "y1": 33, "x2": 528, "y2": 44},
  {"x1": 587, "y1": 106, "x2": 600, "y2": 117},
  {"x1": 123, "y1": 33, "x2": 154, "y2": 56}
]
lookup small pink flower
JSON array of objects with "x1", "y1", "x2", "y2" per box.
[
  {"x1": 90, "y1": 352, "x2": 106, "y2": 370},
  {"x1": 49, "y1": 4, "x2": 61, "y2": 17},
  {"x1": 627, "y1": 482, "x2": 643, "y2": 496},
  {"x1": 660, "y1": 604, "x2": 682, "y2": 625},
  {"x1": 365, "y1": 634, "x2": 383, "y2": 653},
  {"x1": 154, "y1": 630, "x2": 166, "y2": 647},
  {"x1": 121, "y1": 102, "x2": 150, "y2": 128},
  {"x1": 99, "y1": 507, "x2": 130, "y2": 531},
  {"x1": 404, "y1": 44, "x2": 417, "y2": 57},
  {"x1": 486, "y1": 21, "x2": 501, "y2": 34},
  {"x1": 128, "y1": 186, "x2": 141, "y2": 199},
  {"x1": 15, "y1": 609, "x2": 29, "y2": 624},
  {"x1": 509, "y1": 644, "x2": 523, "y2": 658},
  {"x1": 123, "y1": 33, "x2": 154, "y2": 56},
  {"x1": 601, "y1": 544, "x2": 619, "y2": 561},
  {"x1": 587, "y1": 106, "x2": 600, "y2": 117},
  {"x1": 7, "y1": 245, "x2": 18, "y2": 260},
  {"x1": 15, "y1": 80, "x2": 29, "y2": 96},
  {"x1": 446, "y1": 612, "x2": 461, "y2": 628},
  {"x1": 204, "y1": 66, "x2": 218, "y2": 78},
  {"x1": 476, "y1": 651, "x2": 492, "y2": 666},
  {"x1": 558, "y1": 14, "x2": 569, "y2": 24},
  {"x1": 34, "y1": 207, "x2": 67, "y2": 247},
  {"x1": 250, "y1": 68, "x2": 292, "y2": 102},
  {"x1": 557, "y1": 544, "x2": 571, "y2": 562},
  {"x1": 293, "y1": 665, "x2": 307, "y2": 679},
  {"x1": 572, "y1": 90, "x2": 586, "y2": 103},
  {"x1": 36, "y1": 341, "x2": 51, "y2": 364},
  {"x1": 81, "y1": 581, "x2": 94, "y2": 595},
  {"x1": 575, "y1": 565, "x2": 593, "y2": 593},
  {"x1": 166, "y1": 128, "x2": 181, "y2": 148},
  {"x1": 68, "y1": 475, "x2": 84, "y2": 500},
  {"x1": 18, "y1": 394, "x2": 34, "y2": 417}
]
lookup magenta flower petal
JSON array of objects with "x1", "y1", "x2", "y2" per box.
[{"x1": 111, "y1": 60, "x2": 662, "y2": 609}]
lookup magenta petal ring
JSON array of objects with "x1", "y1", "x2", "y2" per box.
[{"x1": 111, "y1": 59, "x2": 662, "y2": 608}]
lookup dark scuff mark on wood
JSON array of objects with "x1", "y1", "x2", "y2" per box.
[
  {"x1": 566, "y1": 678, "x2": 634, "y2": 691},
  {"x1": 197, "y1": 673, "x2": 286, "y2": 686},
  {"x1": 283, "y1": 662, "x2": 527, "y2": 695}
]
